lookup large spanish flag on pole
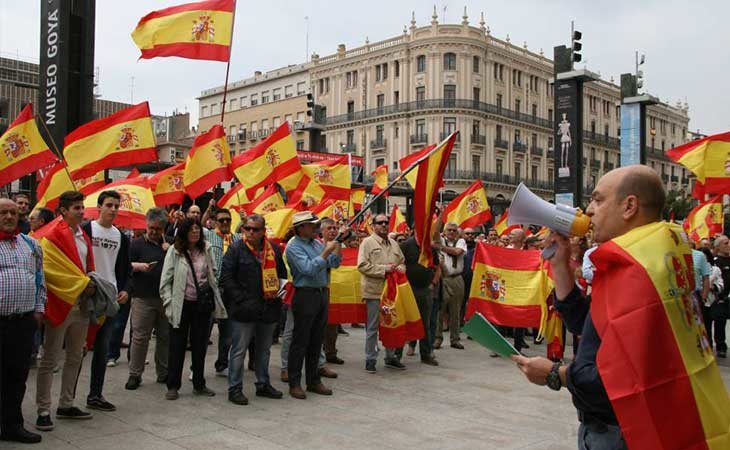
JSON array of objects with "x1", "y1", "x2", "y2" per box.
[
  {"x1": 683, "y1": 195, "x2": 724, "y2": 242},
  {"x1": 465, "y1": 243, "x2": 550, "y2": 329},
  {"x1": 149, "y1": 162, "x2": 186, "y2": 206},
  {"x1": 388, "y1": 204, "x2": 408, "y2": 234},
  {"x1": 131, "y1": 0, "x2": 234, "y2": 62},
  {"x1": 443, "y1": 179, "x2": 492, "y2": 229},
  {"x1": 35, "y1": 162, "x2": 105, "y2": 211},
  {"x1": 301, "y1": 155, "x2": 351, "y2": 199},
  {"x1": 412, "y1": 134, "x2": 457, "y2": 267},
  {"x1": 590, "y1": 221, "x2": 730, "y2": 450},
  {"x1": 667, "y1": 131, "x2": 730, "y2": 194},
  {"x1": 399, "y1": 144, "x2": 436, "y2": 189},
  {"x1": 83, "y1": 177, "x2": 156, "y2": 229},
  {"x1": 64, "y1": 102, "x2": 157, "y2": 179},
  {"x1": 329, "y1": 248, "x2": 366, "y2": 324},
  {"x1": 231, "y1": 122, "x2": 302, "y2": 198},
  {"x1": 0, "y1": 104, "x2": 58, "y2": 186},
  {"x1": 379, "y1": 271, "x2": 425, "y2": 348},
  {"x1": 183, "y1": 124, "x2": 232, "y2": 199},
  {"x1": 370, "y1": 164, "x2": 389, "y2": 197}
]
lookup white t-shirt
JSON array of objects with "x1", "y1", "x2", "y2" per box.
[
  {"x1": 440, "y1": 237, "x2": 467, "y2": 276},
  {"x1": 91, "y1": 221, "x2": 121, "y2": 286}
]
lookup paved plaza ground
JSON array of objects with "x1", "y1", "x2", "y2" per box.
[{"x1": 10, "y1": 325, "x2": 730, "y2": 450}]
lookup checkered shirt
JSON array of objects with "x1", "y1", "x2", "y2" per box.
[{"x1": 0, "y1": 235, "x2": 47, "y2": 315}]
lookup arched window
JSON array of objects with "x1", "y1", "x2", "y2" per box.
[
  {"x1": 443, "y1": 52, "x2": 456, "y2": 71},
  {"x1": 416, "y1": 55, "x2": 426, "y2": 73}
]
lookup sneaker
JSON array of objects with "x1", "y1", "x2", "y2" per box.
[
  {"x1": 165, "y1": 389, "x2": 179, "y2": 400},
  {"x1": 215, "y1": 368, "x2": 228, "y2": 377},
  {"x1": 56, "y1": 406, "x2": 92, "y2": 420},
  {"x1": 256, "y1": 384, "x2": 283, "y2": 399},
  {"x1": 106, "y1": 359, "x2": 117, "y2": 367},
  {"x1": 228, "y1": 390, "x2": 248, "y2": 405},
  {"x1": 35, "y1": 413, "x2": 54, "y2": 431},
  {"x1": 384, "y1": 359, "x2": 406, "y2": 370},
  {"x1": 193, "y1": 386, "x2": 215, "y2": 397},
  {"x1": 87, "y1": 396, "x2": 116, "y2": 412},
  {"x1": 365, "y1": 360, "x2": 376, "y2": 374},
  {"x1": 125, "y1": 375, "x2": 142, "y2": 390}
]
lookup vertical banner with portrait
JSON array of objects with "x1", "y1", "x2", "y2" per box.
[{"x1": 553, "y1": 78, "x2": 583, "y2": 207}]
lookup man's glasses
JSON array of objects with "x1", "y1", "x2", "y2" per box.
[
  {"x1": 373, "y1": 221, "x2": 389, "y2": 226},
  {"x1": 217, "y1": 218, "x2": 231, "y2": 223},
  {"x1": 445, "y1": 229, "x2": 458, "y2": 233},
  {"x1": 243, "y1": 226, "x2": 263, "y2": 231},
  {"x1": 464, "y1": 232, "x2": 475, "y2": 235}
]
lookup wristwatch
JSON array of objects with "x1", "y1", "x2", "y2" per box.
[{"x1": 546, "y1": 361, "x2": 562, "y2": 391}]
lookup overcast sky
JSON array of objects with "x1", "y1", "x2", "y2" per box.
[{"x1": 1, "y1": 0, "x2": 728, "y2": 134}]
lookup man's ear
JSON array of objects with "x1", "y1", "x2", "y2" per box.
[{"x1": 621, "y1": 194, "x2": 640, "y2": 221}]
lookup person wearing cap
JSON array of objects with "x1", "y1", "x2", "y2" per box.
[{"x1": 284, "y1": 211, "x2": 342, "y2": 399}]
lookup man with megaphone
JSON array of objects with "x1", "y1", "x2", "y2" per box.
[{"x1": 511, "y1": 165, "x2": 730, "y2": 450}]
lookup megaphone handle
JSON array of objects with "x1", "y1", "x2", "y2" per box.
[{"x1": 541, "y1": 243, "x2": 558, "y2": 260}]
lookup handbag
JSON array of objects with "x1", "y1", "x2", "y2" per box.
[{"x1": 184, "y1": 250, "x2": 215, "y2": 313}]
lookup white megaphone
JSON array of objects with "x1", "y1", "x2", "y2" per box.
[{"x1": 508, "y1": 183, "x2": 591, "y2": 257}]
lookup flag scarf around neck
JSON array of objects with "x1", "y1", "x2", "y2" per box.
[
  {"x1": 465, "y1": 243, "x2": 551, "y2": 330},
  {"x1": 0, "y1": 104, "x2": 57, "y2": 186},
  {"x1": 64, "y1": 102, "x2": 156, "y2": 179},
  {"x1": 35, "y1": 162, "x2": 101, "y2": 211},
  {"x1": 379, "y1": 271, "x2": 425, "y2": 348},
  {"x1": 149, "y1": 162, "x2": 186, "y2": 206},
  {"x1": 329, "y1": 248, "x2": 366, "y2": 324},
  {"x1": 245, "y1": 184, "x2": 284, "y2": 215},
  {"x1": 131, "y1": 0, "x2": 234, "y2": 62},
  {"x1": 683, "y1": 195, "x2": 724, "y2": 242},
  {"x1": 667, "y1": 131, "x2": 730, "y2": 194},
  {"x1": 590, "y1": 221, "x2": 730, "y2": 450},
  {"x1": 495, "y1": 209, "x2": 520, "y2": 237},
  {"x1": 371, "y1": 164, "x2": 388, "y2": 197},
  {"x1": 443, "y1": 179, "x2": 492, "y2": 229},
  {"x1": 231, "y1": 122, "x2": 301, "y2": 198},
  {"x1": 184, "y1": 124, "x2": 232, "y2": 199},
  {"x1": 83, "y1": 177, "x2": 156, "y2": 229},
  {"x1": 388, "y1": 204, "x2": 408, "y2": 233},
  {"x1": 33, "y1": 218, "x2": 93, "y2": 327},
  {"x1": 244, "y1": 237, "x2": 279, "y2": 299},
  {"x1": 412, "y1": 134, "x2": 456, "y2": 267}
]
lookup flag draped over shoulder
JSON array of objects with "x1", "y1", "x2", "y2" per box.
[
  {"x1": 379, "y1": 272, "x2": 424, "y2": 348},
  {"x1": 0, "y1": 104, "x2": 57, "y2": 186},
  {"x1": 590, "y1": 221, "x2": 730, "y2": 450},
  {"x1": 183, "y1": 124, "x2": 232, "y2": 199},
  {"x1": 84, "y1": 177, "x2": 156, "y2": 229},
  {"x1": 64, "y1": 102, "x2": 156, "y2": 179},
  {"x1": 388, "y1": 204, "x2": 408, "y2": 233},
  {"x1": 371, "y1": 164, "x2": 388, "y2": 197},
  {"x1": 149, "y1": 162, "x2": 186, "y2": 206},
  {"x1": 683, "y1": 195, "x2": 724, "y2": 242},
  {"x1": 443, "y1": 179, "x2": 492, "y2": 229},
  {"x1": 667, "y1": 131, "x2": 730, "y2": 194},
  {"x1": 329, "y1": 248, "x2": 366, "y2": 324},
  {"x1": 131, "y1": 0, "x2": 235, "y2": 62},
  {"x1": 465, "y1": 243, "x2": 551, "y2": 329}
]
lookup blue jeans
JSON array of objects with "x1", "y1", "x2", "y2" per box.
[
  {"x1": 107, "y1": 301, "x2": 130, "y2": 361},
  {"x1": 578, "y1": 423, "x2": 626, "y2": 450},
  {"x1": 214, "y1": 319, "x2": 232, "y2": 372},
  {"x1": 228, "y1": 321, "x2": 275, "y2": 392}
]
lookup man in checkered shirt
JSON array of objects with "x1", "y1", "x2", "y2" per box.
[{"x1": 0, "y1": 198, "x2": 46, "y2": 444}]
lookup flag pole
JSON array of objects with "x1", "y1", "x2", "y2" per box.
[
  {"x1": 35, "y1": 113, "x2": 77, "y2": 190},
  {"x1": 219, "y1": 0, "x2": 237, "y2": 124}
]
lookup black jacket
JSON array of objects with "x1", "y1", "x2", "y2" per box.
[
  {"x1": 82, "y1": 221, "x2": 132, "y2": 293},
  {"x1": 220, "y1": 239, "x2": 288, "y2": 323}
]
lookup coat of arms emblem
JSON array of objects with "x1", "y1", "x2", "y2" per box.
[
  {"x1": 2, "y1": 133, "x2": 30, "y2": 161},
  {"x1": 191, "y1": 14, "x2": 215, "y2": 42}
]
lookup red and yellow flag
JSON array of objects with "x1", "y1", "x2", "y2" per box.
[
  {"x1": 64, "y1": 102, "x2": 156, "y2": 179},
  {"x1": 184, "y1": 124, "x2": 232, "y2": 199},
  {"x1": 0, "y1": 104, "x2": 57, "y2": 186},
  {"x1": 83, "y1": 177, "x2": 156, "y2": 229},
  {"x1": 388, "y1": 204, "x2": 408, "y2": 234},
  {"x1": 329, "y1": 248, "x2": 366, "y2": 324},
  {"x1": 231, "y1": 122, "x2": 302, "y2": 198},
  {"x1": 131, "y1": 0, "x2": 234, "y2": 62},
  {"x1": 412, "y1": 134, "x2": 457, "y2": 266},
  {"x1": 358, "y1": 209, "x2": 374, "y2": 235},
  {"x1": 285, "y1": 174, "x2": 326, "y2": 209},
  {"x1": 544, "y1": 296, "x2": 564, "y2": 362},
  {"x1": 590, "y1": 221, "x2": 730, "y2": 450},
  {"x1": 311, "y1": 198, "x2": 351, "y2": 222},
  {"x1": 245, "y1": 184, "x2": 284, "y2": 215},
  {"x1": 149, "y1": 162, "x2": 186, "y2": 206},
  {"x1": 371, "y1": 164, "x2": 388, "y2": 197},
  {"x1": 443, "y1": 180, "x2": 492, "y2": 229},
  {"x1": 35, "y1": 163, "x2": 103, "y2": 211},
  {"x1": 263, "y1": 207, "x2": 296, "y2": 243},
  {"x1": 494, "y1": 209, "x2": 520, "y2": 237},
  {"x1": 350, "y1": 187, "x2": 365, "y2": 212},
  {"x1": 683, "y1": 195, "x2": 724, "y2": 242},
  {"x1": 667, "y1": 131, "x2": 730, "y2": 194},
  {"x1": 218, "y1": 182, "x2": 253, "y2": 215},
  {"x1": 379, "y1": 271, "x2": 425, "y2": 348},
  {"x1": 301, "y1": 155, "x2": 351, "y2": 199},
  {"x1": 465, "y1": 243, "x2": 551, "y2": 328},
  {"x1": 399, "y1": 144, "x2": 436, "y2": 189}
]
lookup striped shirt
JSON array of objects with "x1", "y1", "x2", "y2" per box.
[
  {"x1": 203, "y1": 228, "x2": 241, "y2": 280},
  {"x1": 0, "y1": 235, "x2": 47, "y2": 315}
]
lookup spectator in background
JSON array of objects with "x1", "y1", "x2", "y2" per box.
[
  {"x1": 12, "y1": 194, "x2": 31, "y2": 234},
  {"x1": 29, "y1": 208, "x2": 55, "y2": 233},
  {"x1": 711, "y1": 235, "x2": 730, "y2": 358}
]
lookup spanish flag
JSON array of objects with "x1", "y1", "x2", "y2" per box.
[
  {"x1": 83, "y1": 177, "x2": 156, "y2": 229},
  {"x1": 379, "y1": 271, "x2": 425, "y2": 348},
  {"x1": 443, "y1": 180, "x2": 492, "y2": 229},
  {"x1": 388, "y1": 204, "x2": 408, "y2": 234},
  {"x1": 64, "y1": 102, "x2": 156, "y2": 179},
  {"x1": 544, "y1": 296, "x2": 564, "y2": 362},
  {"x1": 0, "y1": 104, "x2": 57, "y2": 186},
  {"x1": 494, "y1": 209, "x2": 520, "y2": 237},
  {"x1": 33, "y1": 218, "x2": 94, "y2": 327},
  {"x1": 301, "y1": 155, "x2": 351, "y2": 199},
  {"x1": 412, "y1": 134, "x2": 457, "y2": 267},
  {"x1": 311, "y1": 198, "x2": 351, "y2": 222},
  {"x1": 245, "y1": 184, "x2": 284, "y2": 215},
  {"x1": 149, "y1": 162, "x2": 186, "y2": 206},
  {"x1": 683, "y1": 195, "x2": 724, "y2": 242},
  {"x1": 263, "y1": 207, "x2": 296, "y2": 243},
  {"x1": 218, "y1": 182, "x2": 253, "y2": 215},
  {"x1": 231, "y1": 122, "x2": 302, "y2": 198},
  {"x1": 465, "y1": 243, "x2": 551, "y2": 329},
  {"x1": 35, "y1": 162, "x2": 103, "y2": 211},
  {"x1": 371, "y1": 164, "x2": 388, "y2": 197},
  {"x1": 350, "y1": 187, "x2": 365, "y2": 212},
  {"x1": 399, "y1": 144, "x2": 436, "y2": 189},
  {"x1": 590, "y1": 221, "x2": 730, "y2": 449},
  {"x1": 358, "y1": 209, "x2": 374, "y2": 235},
  {"x1": 285, "y1": 174, "x2": 326, "y2": 209},
  {"x1": 667, "y1": 131, "x2": 730, "y2": 194},
  {"x1": 329, "y1": 248, "x2": 366, "y2": 324},
  {"x1": 184, "y1": 124, "x2": 232, "y2": 199},
  {"x1": 131, "y1": 0, "x2": 234, "y2": 62}
]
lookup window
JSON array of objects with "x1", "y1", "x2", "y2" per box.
[
  {"x1": 531, "y1": 133, "x2": 537, "y2": 149},
  {"x1": 297, "y1": 82, "x2": 306, "y2": 95},
  {"x1": 472, "y1": 120, "x2": 480, "y2": 137},
  {"x1": 514, "y1": 162, "x2": 522, "y2": 177},
  {"x1": 375, "y1": 158, "x2": 385, "y2": 168},
  {"x1": 531, "y1": 165, "x2": 538, "y2": 180},
  {"x1": 416, "y1": 55, "x2": 426, "y2": 73},
  {"x1": 375, "y1": 125, "x2": 384, "y2": 141},
  {"x1": 473, "y1": 56, "x2": 480, "y2": 73},
  {"x1": 446, "y1": 154, "x2": 457, "y2": 178},
  {"x1": 347, "y1": 101, "x2": 355, "y2": 116},
  {"x1": 443, "y1": 117, "x2": 457, "y2": 135},
  {"x1": 443, "y1": 53, "x2": 456, "y2": 71},
  {"x1": 548, "y1": 108, "x2": 553, "y2": 121},
  {"x1": 229, "y1": 125, "x2": 237, "y2": 137},
  {"x1": 376, "y1": 94, "x2": 385, "y2": 111},
  {"x1": 416, "y1": 86, "x2": 425, "y2": 102},
  {"x1": 284, "y1": 114, "x2": 293, "y2": 124},
  {"x1": 375, "y1": 65, "x2": 382, "y2": 82},
  {"x1": 346, "y1": 130, "x2": 355, "y2": 145},
  {"x1": 395, "y1": 125, "x2": 399, "y2": 138},
  {"x1": 318, "y1": 79, "x2": 324, "y2": 95},
  {"x1": 346, "y1": 72, "x2": 352, "y2": 88},
  {"x1": 444, "y1": 84, "x2": 456, "y2": 104},
  {"x1": 499, "y1": 64, "x2": 504, "y2": 80},
  {"x1": 514, "y1": 99, "x2": 521, "y2": 113},
  {"x1": 548, "y1": 137, "x2": 554, "y2": 150},
  {"x1": 473, "y1": 87, "x2": 480, "y2": 102},
  {"x1": 210, "y1": 103, "x2": 218, "y2": 115},
  {"x1": 394, "y1": 91, "x2": 400, "y2": 105},
  {"x1": 548, "y1": 168, "x2": 554, "y2": 181},
  {"x1": 493, "y1": 63, "x2": 499, "y2": 79},
  {"x1": 297, "y1": 112, "x2": 305, "y2": 122},
  {"x1": 415, "y1": 119, "x2": 426, "y2": 137},
  {"x1": 496, "y1": 159, "x2": 503, "y2": 175},
  {"x1": 324, "y1": 78, "x2": 330, "y2": 93},
  {"x1": 531, "y1": 104, "x2": 537, "y2": 117},
  {"x1": 273, "y1": 116, "x2": 281, "y2": 128},
  {"x1": 230, "y1": 98, "x2": 238, "y2": 110},
  {"x1": 261, "y1": 119, "x2": 269, "y2": 133},
  {"x1": 272, "y1": 88, "x2": 281, "y2": 101},
  {"x1": 394, "y1": 60, "x2": 400, "y2": 77},
  {"x1": 284, "y1": 85, "x2": 293, "y2": 98},
  {"x1": 240, "y1": 96, "x2": 247, "y2": 107},
  {"x1": 382, "y1": 63, "x2": 388, "y2": 80},
  {"x1": 496, "y1": 125, "x2": 503, "y2": 141},
  {"x1": 296, "y1": 140, "x2": 305, "y2": 150},
  {"x1": 201, "y1": 106, "x2": 208, "y2": 117},
  {"x1": 472, "y1": 155, "x2": 481, "y2": 172},
  {"x1": 261, "y1": 91, "x2": 269, "y2": 103},
  {"x1": 604, "y1": 124, "x2": 609, "y2": 137},
  {"x1": 514, "y1": 129, "x2": 521, "y2": 144},
  {"x1": 496, "y1": 93, "x2": 503, "y2": 109},
  {"x1": 250, "y1": 94, "x2": 258, "y2": 106}
]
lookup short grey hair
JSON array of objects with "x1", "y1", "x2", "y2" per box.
[
  {"x1": 714, "y1": 235, "x2": 728, "y2": 249},
  {"x1": 320, "y1": 217, "x2": 336, "y2": 227},
  {"x1": 146, "y1": 207, "x2": 168, "y2": 225},
  {"x1": 247, "y1": 214, "x2": 266, "y2": 228}
]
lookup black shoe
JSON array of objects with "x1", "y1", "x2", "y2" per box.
[
  {"x1": 256, "y1": 384, "x2": 283, "y2": 399},
  {"x1": 326, "y1": 355, "x2": 345, "y2": 365},
  {"x1": 125, "y1": 375, "x2": 142, "y2": 390},
  {"x1": 365, "y1": 360, "x2": 376, "y2": 373},
  {"x1": 35, "y1": 414, "x2": 54, "y2": 431},
  {"x1": 194, "y1": 386, "x2": 216, "y2": 397},
  {"x1": 0, "y1": 426, "x2": 42, "y2": 443},
  {"x1": 56, "y1": 407, "x2": 92, "y2": 420},
  {"x1": 87, "y1": 396, "x2": 116, "y2": 412},
  {"x1": 337, "y1": 325, "x2": 349, "y2": 336},
  {"x1": 384, "y1": 359, "x2": 406, "y2": 370},
  {"x1": 228, "y1": 390, "x2": 249, "y2": 405},
  {"x1": 450, "y1": 342, "x2": 464, "y2": 350},
  {"x1": 421, "y1": 357, "x2": 439, "y2": 366},
  {"x1": 351, "y1": 323, "x2": 364, "y2": 328}
]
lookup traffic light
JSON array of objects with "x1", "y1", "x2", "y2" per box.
[
  {"x1": 306, "y1": 93, "x2": 314, "y2": 117},
  {"x1": 571, "y1": 30, "x2": 582, "y2": 63}
]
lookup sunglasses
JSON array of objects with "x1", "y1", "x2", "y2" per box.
[
  {"x1": 217, "y1": 218, "x2": 231, "y2": 223},
  {"x1": 373, "y1": 221, "x2": 389, "y2": 225},
  {"x1": 464, "y1": 232, "x2": 475, "y2": 235},
  {"x1": 243, "y1": 226, "x2": 264, "y2": 232}
]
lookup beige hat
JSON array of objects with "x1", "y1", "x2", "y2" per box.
[{"x1": 292, "y1": 211, "x2": 320, "y2": 227}]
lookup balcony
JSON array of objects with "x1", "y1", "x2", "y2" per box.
[
  {"x1": 513, "y1": 142, "x2": 528, "y2": 153},
  {"x1": 591, "y1": 159, "x2": 601, "y2": 167},
  {"x1": 547, "y1": 148, "x2": 555, "y2": 159},
  {"x1": 671, "y1": 175, "x2": 679, "y2": 182},
  {"x1": 661, "y1": 174, "x2": 669, "y2": 183},
  {"x1": 340, "y1": 142, "x2": 357, "y2": 153},
  {"x1": 370, "y1": 138, "x2": 387, "y2": 150},
  {"x1": 237, "y1": 132, "x2": 247, "y2": 141},
  {"x1": 249, "y1": 133, "x2": 258, "y2": 141},
  {"x1": 410, "y1": 133, "x2": 428, "y2": 144},
  {"x1": 444, "y1": 170, "x2": 554, "y2": 192},
  {"x1": 604, "y1": 162, "x2": 615, "y2": 171},
  {"x1": 583, "y1": 131, "x2": 621, "y2": 149},
  {"x1": 494, "y1": 138, "x2": 509, "y2": 150},
  {"x1": 530, "y1": 146, "x2": 544, "y2": 157},
  {"x1": 471, "y1": 134, "x2": 487, "y2": 145}
]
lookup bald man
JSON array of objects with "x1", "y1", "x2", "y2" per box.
[
  {"x1": 508, "y1": 228, "x2": 526, "y2": 250},
  {"x1": 512, "y1": 166, "x2": 669, "y2": 450}
]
